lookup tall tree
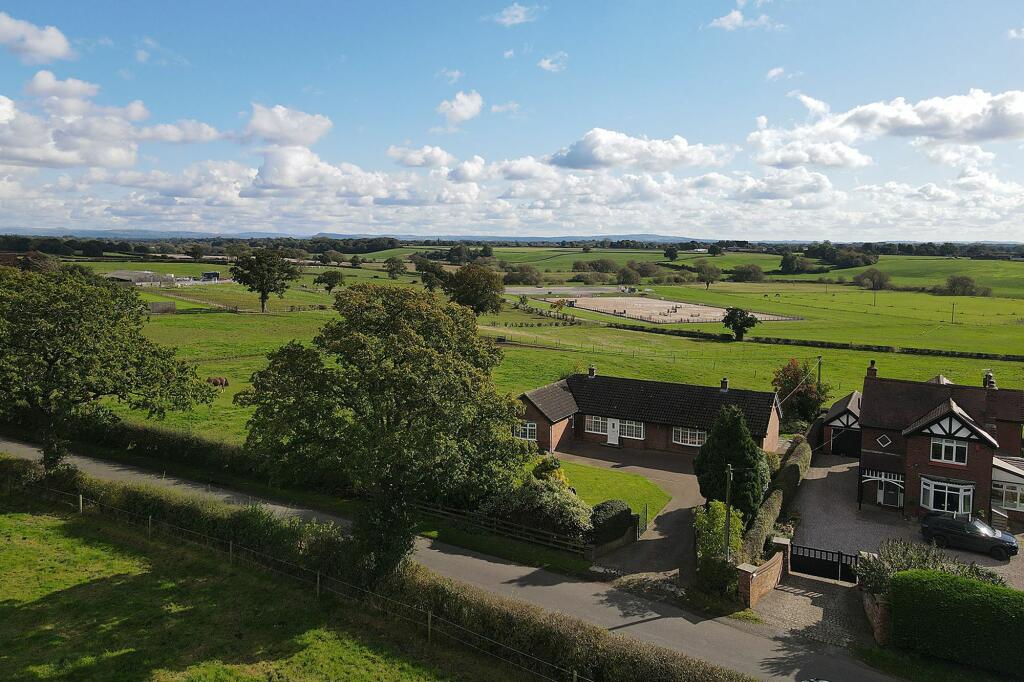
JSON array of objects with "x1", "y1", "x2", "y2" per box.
[
  {"x1": 442, "y1": 263, "x2": 504, "y2": 315},
  {"x1": 722, "y1": 307, "x2": 759, "y2": 341},
  {"x1": 0, "y1": 267, "x2": 215, "y2": 467},
  {"x1": 313, "y1": 269, "x2": 344, "y2": 293},
  {"x1": 384, "y1": 256, "x2": 406, "y2": 279},
  {"x1": 235, "y1": 284, "x2": 530, "y2": 582},
  {"x1": 664, "y1": 245, "x2": 679, "y2": 261},
  {"x1": 772, "y1": 358, "x2": 831, "y2": 427},
  {"x1": 694, "y1": 259, "x2": 722, "y2": 290},
  {"x1": 230, "y1": 249, "x2": 300, "y2": 313},
  {"x1": 694, "y1": 405, "x2": 770, "y2": 519}
]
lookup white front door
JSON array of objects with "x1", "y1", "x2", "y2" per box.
[{"x1": 607, "y1": 418, "x2": 620, "y2": 445}]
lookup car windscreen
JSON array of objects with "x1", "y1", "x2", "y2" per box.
[{"x1": 970, "y1": 520, "x2": 996, "y2": 536}]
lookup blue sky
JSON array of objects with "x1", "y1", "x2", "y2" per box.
[{"x1": 2, "y1": 1, "x2": 1024, "y2": 240}]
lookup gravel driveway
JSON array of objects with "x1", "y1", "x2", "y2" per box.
[{"x1": 793, "y1": 454, "x2": 1024, "y2": 589}]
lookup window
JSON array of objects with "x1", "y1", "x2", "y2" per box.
[
  {"x1": 920, "y1": 478, "x2": 974, "y2": 515},
  {"x1": 673, "y1": 426, "x2": 707, "y2": 447},
  {"x1": 930, "y1": 438, "x2": 967, "y2": 465},
  {"x1": 514, "y1": 421, "x2": 536, "y2": 441},
  {"x1": 993, "y1": 482, "x2": 1024, "y2": 511},
  {"x1": 876, "y1": 434, "x2": 892, "y2": 448},
  {"x1": 585, "y1": 415, "x2": 608, "y2": 435},
  {"x1": 621, "y1": 420, "x2": 644, "y2": 440}
]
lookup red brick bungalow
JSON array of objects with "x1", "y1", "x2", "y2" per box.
[
  {"x1": 844, "y1": 361, "x2": 1024, "y2": 528},
  {"x1": 517, "y1": 366, "x2": 781, "y2": 457}
]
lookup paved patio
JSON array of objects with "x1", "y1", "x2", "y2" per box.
[
  {"x1": 793, "y1": 454, "x2": 1024, "y2": 589},
  {"x1": 553, "y1": 443, "x2": 704, "y2": 582}
]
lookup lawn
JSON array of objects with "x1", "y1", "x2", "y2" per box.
[
  {"x1": 0, "y1": 503, "x2": 529, "y2": 682},
  {"x1": 561, "y1": 460, "x2": 671, "y2": 518}
]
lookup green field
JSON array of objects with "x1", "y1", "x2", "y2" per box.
[{"x1": 0, "y1": 503, "x2": 525, "y2": 681}]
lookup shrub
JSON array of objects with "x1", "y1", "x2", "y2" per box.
[
  {"x1": 532, "y1": 455, "x2": 569, "y2": 486},
  {"x1": 857, "y1": 538, "x2": 1005, "y2": 597},
  {"x1": 590, "y1": 499, "x2": 633, "y2": 545},
  {"x1": 0, "y1": 457, "x2": 753, "y2": 681},
  {"x1": 739, "y1": 489, "x2": 782, "y2": 563},
  {"x1": 481, "y1": 477, "x2": 593, "y2": 540},
  {"x1": 693, "y1": 501, "x2": 742, "y2": 595},
  {"x1": 890, "y1": 569, "x2": 1024, "y2": 676}
]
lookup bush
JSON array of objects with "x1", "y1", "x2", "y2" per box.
[
  {"x1": 481, "y1": 477, "x2": 593, "y2": 540},
  {"x1": 0, "y1": 457, "x2": 751, "y2": 682},
  {"x1": 532, "y1": 455, "x2": 569, "y2": 486},
  {"x1": 590, "y1": 499, "x2": 633, "y2": 545},
  {"x1": 694, "y1": 501, "x2": 742, "y2": 595},
  {"x1": 858, "y1": 538, "x2": 1005, "y2": 597},
  {"x1": 890, "y1": 569, "x2": 1024, "y2": 676},
  {"x1": 739, "y1": 489, "x2": 782, "y2": 563}
]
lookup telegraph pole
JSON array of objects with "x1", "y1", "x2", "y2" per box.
[
  {"x1": 951, "y1": 302, "x2": 956, "y2": 324},
  {"x1": 816, "y1": 355, "x2": 822, "y2": 391}
]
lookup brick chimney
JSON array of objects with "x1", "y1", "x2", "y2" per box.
[
  {"x1": 588, "y1": 364, "x2": 596, "y2": 379},
  {"x1": 720, "y1": 377, "x2": 729, "y2": 392},
  {"x1": 866, "y1": 360, "x2": 877, "y2": 378}
]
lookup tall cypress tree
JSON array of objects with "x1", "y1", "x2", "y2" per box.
[{"x1": 694, "y1": 404, "x2": 770, "y2": 519}]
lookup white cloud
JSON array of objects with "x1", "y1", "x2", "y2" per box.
[
  {"x1": 25, "y1": 70, "x2": 100, "y2": 98},
  {"x1": 0, "y1": 12, "x2": 73, "y2": 63},
  {"x1": 537, "y1": 51, "x2": 568, "y2": 73},
  {"x1": 548, "y1": 128, "x2": 730, "y2": 171},
  {"x1": 765, "y1": 67, "x2": 786, "y2": 81},
  {"x1": 437, "y1": 68, "x2": 463, "y2": 84},
  {"x1": 435, "y1": 90, "x2": 483, "y2": 129},
  {"x1": 492, "y1": 4, "x2": 540, "y2": 27},
  {"x1": 135, "y1": 36, "x2": 188, "y2": 67},
  {"x1": 491, "y1": 100, "x2": 520, "y2": 114},
  {"x1": 911, "y1": 139, "x2": 994, "y2": 168},
  {"x1": 709, "y1": 9, "x2": 784, "y2": 31},
  {"x1": 1008, "y1": 27, "x2": 1024, "y2": 40},
  {"x1": 386, "y1": 144, "x2": 456, "y2": 168},
  {"x1": 447, "y1": 155, "x2": 490, "y2": 183},
  {"x1": 246, "y1": 103, "x2": 332, "y2": 146},
  {"x1": 503, "y1": 49, "x2": 515, "y2": 59},
  {"x1": 135, "y1": 48, "x2": 150, "y2": 63},
  {"x1": 138, "y1": 120, "x2": 221, "y2": 143}
]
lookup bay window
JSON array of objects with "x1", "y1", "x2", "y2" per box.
[{"x1": 921, "y1": 478, "x2": 974, "y2": 515}]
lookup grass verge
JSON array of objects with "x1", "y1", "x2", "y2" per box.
[{"x1": 853, "y1": 645, "x2": 1006, "y2": 682}]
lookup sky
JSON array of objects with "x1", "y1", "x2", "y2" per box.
[{"x1": 2, "y1": 1, "x2": 1024, "y2": 241}]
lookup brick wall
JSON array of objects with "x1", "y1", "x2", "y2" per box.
[
  {"x1": 736, "y1": 538, "x2": 789, "y2": 608},
  {"x1": 904, "y1": 435, "x2": 993, "y2": 518}
]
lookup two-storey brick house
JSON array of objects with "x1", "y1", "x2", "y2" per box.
[{"x1": 839, "y1": 361, "x2": 1024, "y2": 526}]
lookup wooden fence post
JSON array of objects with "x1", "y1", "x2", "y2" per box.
[
  {"x1": 147, "y1": 515, "x2": 152, "y2": 537},
  {"x1": 78, "y1": 494, "x2": 83, "y2": 514}
]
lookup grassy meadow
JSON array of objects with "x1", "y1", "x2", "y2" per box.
[{"x1": 0, "y1": 502, "x2": 528, "y2": 682}]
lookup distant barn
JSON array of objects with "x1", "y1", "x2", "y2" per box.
[{"x1": 103, "y1": 270, "x2": 174, "y2": 286}]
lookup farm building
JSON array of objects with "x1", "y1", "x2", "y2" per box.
[
  {"x1": 518, "y1": 367, "x2": 781, "y2": 460},
  {"x1": 103, "y1": 270, "x2": 174, "y2": 286},
  {"x1": 828, "y1": 362, "x2": 1024, "y2": 529}
]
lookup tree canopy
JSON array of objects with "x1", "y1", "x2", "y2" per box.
[
  {"x1": 235, "y1": 284, "x2": 531, "y2": 582},
  {"x1": 442, "y1": 263, "x2": 504, "y2": 315},
  {"x1": 313, "y1": 269, "x2": 344, "y2": 293},
  {"x1": 694, "y1": 259, "x2": 721, "y2": 289},
  {"x1": 384, "y1": 256, "x2": 406, "y2": 279},
  {"x1": 0, "y1": 267, "x2": 214, "y2": 466},
  {"x1": 772, "y1": 358, "x2": 830, "y2": 427},
  {"x1": 694, "y1": 404, "x2": 770, "y2": 519},
  {"x1": 229, "y1": 249, "x2": 301, "y2": 313},
  {"x1": 722, "y1": 307, "x2": 759, "y2": 341}
]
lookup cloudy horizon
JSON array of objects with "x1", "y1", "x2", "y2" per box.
[{"x1": 2, "y1": 2, "x2": 1024, "y2": 241}]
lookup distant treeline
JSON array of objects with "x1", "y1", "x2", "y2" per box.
[{"x1": 0, "y1": 235, "x2": 399, "y2": 259}]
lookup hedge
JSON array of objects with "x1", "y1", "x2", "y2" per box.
[
  {"x1": 590, "y1": 499, "x2": 633, "y2": 545},
  {"x1": 0, "y1": 456, "x2": 752, "y2": 682},
  {"x1": 890, "y1": 569, "x2": 1024, "y2": 676},
  {"x1": 739, "y1": 437, "x2": 812, "y2": 563}
]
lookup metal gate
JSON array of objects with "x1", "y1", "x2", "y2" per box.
[{"x1": 790, "y1": 544, "x2": 859, "y2": 583}]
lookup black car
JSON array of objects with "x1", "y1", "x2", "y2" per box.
[{"x1": 920, "y1": 512, "x2": 1019, "y2": 561}]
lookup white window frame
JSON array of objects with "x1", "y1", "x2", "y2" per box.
[
  {"x1": 673, "y1": 426, "x2": 707, "y2": 447},
  {"x1": 876, "y1": 434, "x2": 892, "y2": 448},
  {"x1": 585, "y1": 415, "x2": 608, "y2": 435},
  {"x1": 920, "y1": 478, "x2": 974, "y2": 515},
  {"x1": 993, "y1": 482, "x2": 1024, "y2": 511},
  {"x1": 620, "y1": 419, "x2": 645, "y2": 440},
  {"x1": 930, "y1": 437, "x2": 968, "y2": 465},
  {"x1": 514, "y1": 421, "x2": 537, "y2": 441}
]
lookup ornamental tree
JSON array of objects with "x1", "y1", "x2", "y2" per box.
[
  {"x1": 694, "y1": 404, "x2": 770, "y2": 519},
  {"x1": 0, "y1": 267, "x2": 215, "y2": 468},
  {"x1": 235, "y1": 284, "x2": 531, "y2": 583},
  {"x1": 772, "y1": 358, "x2": 831, "y2": 426},
  {"x1": 229, "y1": 249, "x2": 301, "y2": 313}
]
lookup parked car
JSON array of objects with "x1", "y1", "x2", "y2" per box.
[{"x1": 920, "y1": 512, "x2": 1019, "y2": 560}]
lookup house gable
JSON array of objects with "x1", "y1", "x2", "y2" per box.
[{"x1": 901, "y1": 398, "x2": 999, "y2": 448}]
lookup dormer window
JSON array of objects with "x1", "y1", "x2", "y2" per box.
[{"x1": 930, "y1": 437, "x2": 967, "y2": 465}]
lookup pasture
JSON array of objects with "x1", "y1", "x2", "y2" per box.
[{"x1": 0, "y1": 503, "x2": 523, "y2": 681}]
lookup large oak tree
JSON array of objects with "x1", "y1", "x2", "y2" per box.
[
  {"x1": 230, "y1": 249, "x2": 301, "y2": 313},
  {"x1": 235, "y1": 284, "x2": 530, "y2": 582},
  {"x1": 0, "y1": 267, "x2": 215, "y2": 467}
]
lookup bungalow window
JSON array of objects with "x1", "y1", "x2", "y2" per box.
[
  {"x1": 514, "y1": 421, "x2": 537, "y2": 441},
  {"x1": 930, "y1": 437, "x2": 967, "y2": 465},
  {"x1": 673, "y1": 427, "x2": 707, "y2": 447},
  {"x1": 921, "y1": 478, "x2": 974, "y2": 515},
  {"x1": 585, "y1": 415, "x2": 608, "y2": 435},
  {"x1": 993, "y1": 482, "x2": 1024, "y2": 511},
  {"x1": 621, "y1": 420, "x2": 645, "y2": 440}
]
